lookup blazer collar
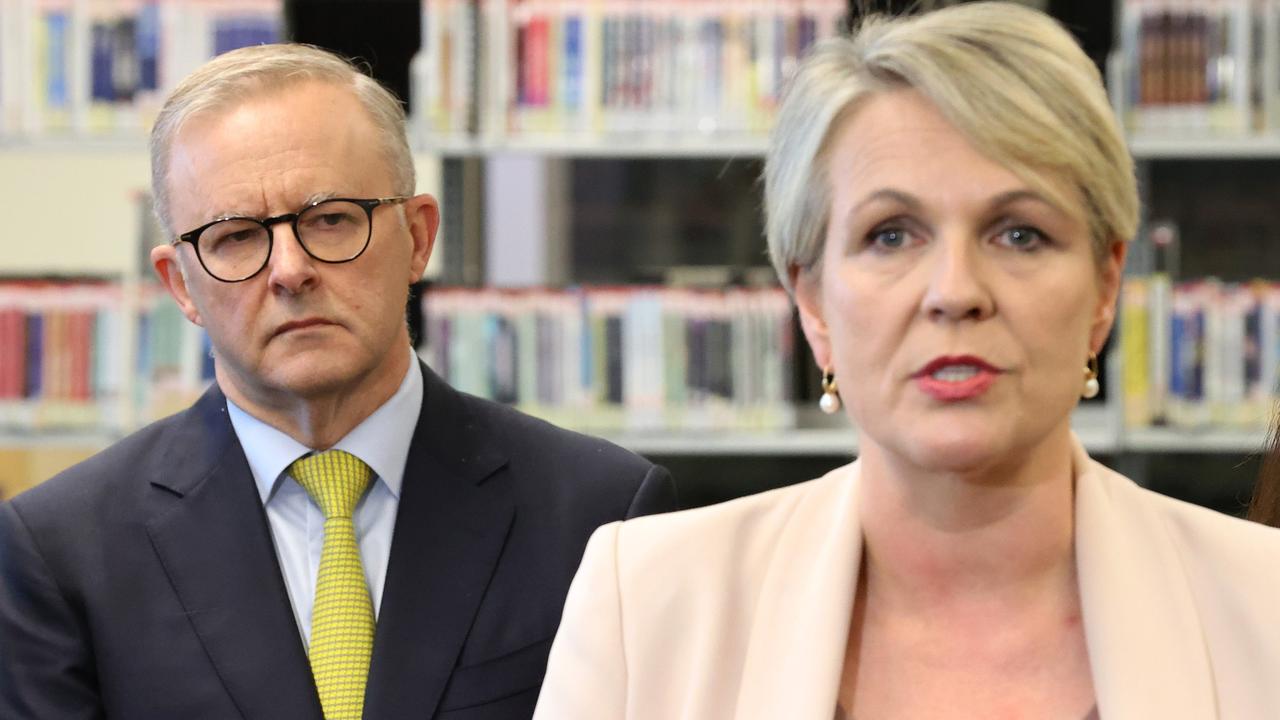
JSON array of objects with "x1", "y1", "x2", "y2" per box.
[
  {"x1": 362, "y1": 362, "x2": 515, "y2": 718},
  {"x1": 734, "y1": 463, "x2": 862, "y2": 720},
  {"x1": 733, "y1": 436, "x2": 1218, "y2": 720},
  {"x1": 145, "y1": 384, "x2": 323, "y2": 720},
  {"x1": 1073, "y1": 440, "x2": 1217, "y2": 719}
]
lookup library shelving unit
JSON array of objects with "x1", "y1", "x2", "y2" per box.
[
  {"x1": 408, "y1": 0, "x2": 1280, "y2": 499},
  {"x1": 7, "y1": 0, "x2": 1280, "y2": 505}
]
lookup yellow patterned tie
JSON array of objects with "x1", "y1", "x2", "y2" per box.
[{"x1": 290, "y1": 450, "x2": 375, "y2": 720}]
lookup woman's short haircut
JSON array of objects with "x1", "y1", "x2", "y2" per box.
[
  {"x1": 765, "y1": 1, "x2": 1138, "y2": 293},
  {"x1": 150, "y1": 43, "x2": 415, "y2": 236}
]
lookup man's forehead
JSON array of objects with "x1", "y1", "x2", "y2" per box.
[{"x1": 165, "y1": 83, "x2": 386, "y2": 221}]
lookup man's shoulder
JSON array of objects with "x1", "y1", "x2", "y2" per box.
[
  {"x1": 449, "y1": 389, "x2": 655, "y2": 474},
  {"x1": 435, "y1": 388, "x2": 674, "y2": 518},
  {"x1": 7, "y1": 402, "x2": 208, "y2": 525}
]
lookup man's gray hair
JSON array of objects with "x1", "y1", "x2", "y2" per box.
[{"x1": 150, "y1": 43, "x2": 415, "y2": 237}]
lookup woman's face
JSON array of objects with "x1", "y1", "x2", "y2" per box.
[{"x1": 794, "y1": 89, "x2": 1125, "y2": 474}]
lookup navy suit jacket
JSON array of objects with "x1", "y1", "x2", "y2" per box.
[{"x1": 0, "y1": 362, "x2": 676, "y2": 719}]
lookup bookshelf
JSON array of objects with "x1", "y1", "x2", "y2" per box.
[
  {"x1": 5, "y1": 1, "x2": 1280, "y2": 512},
  {"x1": 602, "y1": 404, "x2": 1124, "y2": 456},
  {"x1": 1129, "y1": 135, "x2": 1280, "y2": 160},
  {"x1": 423, "y1": 135, "x2": 771, "y2": 159},
  {"x1": 409, "y1": 1, "x2": 1280, "y2": 478}
]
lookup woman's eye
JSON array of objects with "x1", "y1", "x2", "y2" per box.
[
  {"x1": 997, "y1": 226, "x2": 1046, "y2": 251},
  {"x1": 868, "y1": 228, "x2": 911, "y2": 250}
]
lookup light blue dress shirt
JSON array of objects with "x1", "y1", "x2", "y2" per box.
[{"x1": 226, "y1": 348, "x2": 423, "y2": 648}]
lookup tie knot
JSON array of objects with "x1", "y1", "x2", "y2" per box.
[{"x1": 289, "y1": 450, "x2": 372, "y2": 519}]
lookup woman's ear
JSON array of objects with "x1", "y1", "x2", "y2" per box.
[
  {"x1": 791, "y1": 264, "x2": 832, "y2": 371},
  {"x1": 1089, "y1": 239, "x2": 1129, "y2": 353}
]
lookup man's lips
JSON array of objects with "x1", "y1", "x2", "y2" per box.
[{"x1": 273, "y1": 318, "x2": 337, "y2": 336}]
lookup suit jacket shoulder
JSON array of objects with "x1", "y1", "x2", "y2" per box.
[
  {"x1": 1077, "y1": 457, "x2": 1280, "y2": 720},
  {"x1": 4, "y1": 386, "x2": 236, "y2": 581},
  {"x1": 445, "y1": 383, "x2": 676, "y2": 519},
  {"x1": 538, "y1": 442, "x2": 1280, "y2": 720}
]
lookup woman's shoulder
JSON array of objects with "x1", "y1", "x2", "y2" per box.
[
  {"x1": 1090, "y1": 457, "x2": 1280, "y2": 576},
  {"x1": 608, "y1": 462, "x2": 857, "y2": 575}
]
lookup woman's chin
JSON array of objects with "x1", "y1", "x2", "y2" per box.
[{"x1": 877, "y1": 425, "x2": 1020, "y2": 477}]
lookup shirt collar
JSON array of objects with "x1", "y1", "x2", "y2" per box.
[{"x1": 228, "y1": 346, "x2": 424, "y2": 504}]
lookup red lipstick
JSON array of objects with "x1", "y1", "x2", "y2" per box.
[{"x1": 912, "y1": 355, "x2": 1001, "y2": 402}]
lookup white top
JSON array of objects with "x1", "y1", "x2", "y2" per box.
[
  {"x1": 226, "y1": 347, "x2": 423, "y2": 647},
  {"x1": 535, "y1": 435, "x2": 1280, "y2": 719}
]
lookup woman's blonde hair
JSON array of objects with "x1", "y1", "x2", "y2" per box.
[
  {"x1": 765, "y1": 1, "x2": 1138, "y2": 293},
  {"x1": 150, "y1": 43, "x2": 415, "y2": 236}
]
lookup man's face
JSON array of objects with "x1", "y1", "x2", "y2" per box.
[{"x1": 152, "y1": 80, "x2": 436, "y2": 410}]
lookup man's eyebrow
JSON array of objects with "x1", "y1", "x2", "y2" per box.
[
  {"x1": 204, "y1": 192, "x2": 341, "y2": 221},
  {"x1": 303, "y1": 191, "x2": 339, "y2": 206}
]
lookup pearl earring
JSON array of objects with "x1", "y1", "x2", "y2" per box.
[
  {"x1": 819, "y1": 368, "x2": 841, "y2": 414},
  {"x1": 1082, "y1": 353, "x2": 1100, "y2": 399}
]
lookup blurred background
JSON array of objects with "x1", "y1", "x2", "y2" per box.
[{"x1": 1, "y1": 0, "x2": 1276, "y2": 516}]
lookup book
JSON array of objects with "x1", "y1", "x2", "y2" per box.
[
  {"x1": 419, "y1": 284, "x2": 796, "y2": 432},
  {"x1": 414, "y1": 0, "x2": 847, "y2": 143},
  {"x1": 1, "y1": 0, "x2": 282, "y2": 140}
]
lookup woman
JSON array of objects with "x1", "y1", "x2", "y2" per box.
[{"x1": 534, "y1": 4, "x2": 1280, "y2": 718}]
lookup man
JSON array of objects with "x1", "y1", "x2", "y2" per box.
[{"x1": 0, "y1": 44, "x2": 676, "y2": 719}]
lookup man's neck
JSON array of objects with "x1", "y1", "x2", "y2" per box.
[{"x1": 217, "y1": 345, "x2": 413, "y2": 450}]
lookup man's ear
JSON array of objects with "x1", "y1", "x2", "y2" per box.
[
  {"x1": 151, "y1": 244, "x2": 204, "y2": 327},
  {"x1": 790, "y1": 264, "x2": 832, "y2": 371},
  {"x1": 1089, "y1": 239, "x2": 1129, "y2": 354},
  {"x1": 404, "y1": 193, "x2": 440, "y2": 282}
]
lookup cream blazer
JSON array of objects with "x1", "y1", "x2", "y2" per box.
[{"x1": 533, "y1": 438, "x2": 1280, "y2": 719}]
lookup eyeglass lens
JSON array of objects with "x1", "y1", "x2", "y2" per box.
[{"x1": 196, "y1": 199, "x2": 371, "y2": 281}]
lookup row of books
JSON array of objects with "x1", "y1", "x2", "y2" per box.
[
  {"x1": 0, "y1": 0, "x2": 282, "y2": 139},
  {"x1": 1112, "y1": 0, "x2": 1280, "y2": 135},
  {"x1": 1121, "y1": 275, "x2": 1280, "y2": 430},
  {"x1": 413, "y1": 0, "x2": 847, "y2": 141},
  {"x1": 0, "y1": 280, "x2": 211, "y2": 432},
  {"x1": 420, "y1": 286, "x2": 798, "y2": 432}
]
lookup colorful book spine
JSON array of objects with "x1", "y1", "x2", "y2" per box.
[
  {"x1": 2, "y1": 0, "x2": 282, "y2": 140},
  {"x1": 420, "y1": 285, "x2": 796, "y2": 432},
  {"x1": 415, "y1": 0, "x2": 846, "y2": 142},
  {"x1": 1122, "y1": 273, "x2": 1280, "y2": 430},
  {"x1": 1116, "y1": 0, "x2": 1274, "y2": 134},
  {"x1": 0, "y1": 280, "x2": 123, "y2": 431}
]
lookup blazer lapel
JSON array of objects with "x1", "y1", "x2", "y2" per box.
[
  {"x1": 1074, "y1": 442, "x2": 1217, "y2": 719},
  {"x1": 144, "y1": 386, "x2": 322, "y2": 720},
  {"x1": 734, "y1": 463, "x2": 863, "y2": 720},
  {"x1": 362, "y1": 364, "x2": 514, "y2": 719}
]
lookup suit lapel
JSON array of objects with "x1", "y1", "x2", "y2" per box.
[
  {"x1": 1074, "y1": 443, "x2": 1217, "y2": 719},
  {"x1": 362, "y1": 364, "x2": 514, "y2": 719},
  {"x1": 144, "y1": 386, "x2": 322, "y2": 720},
  {"x1": 731, "y1": 442, "x2": 1220, "y2": 720},
  {"x1": 735, "y1": 463, "x2": 863, "y2": 720}
]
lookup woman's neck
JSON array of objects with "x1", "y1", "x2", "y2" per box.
[{"x1": 856, "y1": 427, "x2": 1078, "y2": 606}]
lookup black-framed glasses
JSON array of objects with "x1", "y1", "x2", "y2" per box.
[{"x1": 173, "y1": 196, "x2": 410, "y2": 283}]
